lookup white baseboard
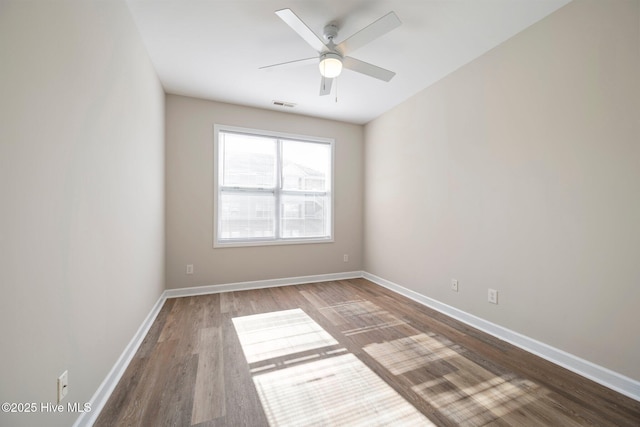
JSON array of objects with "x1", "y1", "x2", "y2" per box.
[
  {"x1": 164, "y1": 270, "x2": 364, "y2": 298},
  {"x1": 72, "y1": 293, "x2": 167, "y2": 427},
  {"x1": 362, "y1": 271, "x2": 640, "y2": 402},
  {"x1": 77, "y1": 269, "x2": 638, "y2": 426}
]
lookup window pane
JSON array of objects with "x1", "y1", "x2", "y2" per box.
[
  {"x1": 220, "y1": 192, "x2": 276, "y2": 239},
  {"x1": 222, "y1": 133, "x2": 277, "y2": 188},
  {"x1": 282, "y1": 140, "x2": 330, "y2": 191},
  {"x1": 281, "y1": 194, "x2": 328, "y2": 238}
]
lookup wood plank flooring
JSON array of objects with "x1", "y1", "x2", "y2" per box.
[{"x1": 95, "y1": 279, "x2": 640, "y2": 426}]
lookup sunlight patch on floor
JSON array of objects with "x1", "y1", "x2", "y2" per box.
[
  {"x1": 252, "y1": 353, "x2": 434, "y2": 427},
  {"x1": 364, "y1": 331, "x2": 568, "y2": 426},
  {"x1": 332, "y1": 300, "x2": 408, "y2": 336},
  {"x1": 364, "y1": 333, "x2": 459, "y2": 375},
  {"x1": 233, "y1": 308, "x2": 434, "y2": 426},
  {"x1": 412, "y1": 372, "x2": 539, "y2": 425},
  {"x1": 232, "y1": 308, "x2": 338, "y2": 364}
]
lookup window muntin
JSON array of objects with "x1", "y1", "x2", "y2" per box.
[{"x1": 215, "y1": 125, "x2": 333, "y2": 247}]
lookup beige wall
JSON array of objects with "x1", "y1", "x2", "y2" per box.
[
  {"x1": 165, "y1": 95, "x2": 363, "y2": 288},
  {"x1": 364, "y1": 0, "x2": 640, "y2": 380},
  {"x1": 0, "y1": 2, "x2": 165, "y2": 426}
]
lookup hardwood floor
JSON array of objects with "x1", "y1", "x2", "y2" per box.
[{"x1": 95, "y1": 279, "x2": 640, "y2": 426}]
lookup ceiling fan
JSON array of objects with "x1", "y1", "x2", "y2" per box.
[{"x1": 261, "y1": 8, "x2": 402, "y2": 96}]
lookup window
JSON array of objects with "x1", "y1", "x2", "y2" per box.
[{"x1": 214, "y1": 125, "x2": 333, "y2": 247}]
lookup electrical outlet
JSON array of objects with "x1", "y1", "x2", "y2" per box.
[
  {"x1": 186, "y1": 264, "x2": 194, "y2": 275},
  {"x1": 57, "y1": 370, "x2": 68, "y2": 404},
  {"x1": 451, "y1": 279, "x2": 458, "y2": 292},
  {"x1": 343, "y1": 254, "x2": 349, "y2": 262},
  {"x1": 488, "y1": 289, "x2": 498, "y2": 304}
]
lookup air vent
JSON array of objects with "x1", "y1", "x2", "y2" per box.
[{"x1": 272, "y1": 100, "x2": 296, "y2": 108}]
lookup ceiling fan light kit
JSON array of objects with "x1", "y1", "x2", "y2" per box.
[
  {"x1": 264, "y1": 8, "x2": 401, "y2": 96},
  {"x1": 319, "y1": 53, "x2": 343, "y2": 78}
]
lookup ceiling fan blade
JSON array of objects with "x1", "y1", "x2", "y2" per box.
[
  {"x1": 275, "y1": 9, "x2": 326, "y2": 53},
  {"x1": 343, "y1": 56, "x2": 396, "y2": 82},
  {"x1": 319, "y1": 76, "x2": 333, "y2": 96},
  {"x1": 259, "y1": 57, "x2": 317, "y2": 70},
  {"x1": 336, "y1": 12, "x2": 401, "y2": 56}
]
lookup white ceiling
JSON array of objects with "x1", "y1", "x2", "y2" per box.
[{"x1": 126, "y1": 0, "x2": 571, "y2": 125}]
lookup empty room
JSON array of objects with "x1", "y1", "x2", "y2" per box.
[{"x1": 1, "y1": 0, "x2": 639, "y2": 426}]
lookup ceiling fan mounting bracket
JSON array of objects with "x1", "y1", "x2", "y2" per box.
[{"x1": 322, "y1": 23, "x2": 339, "y2": 42}]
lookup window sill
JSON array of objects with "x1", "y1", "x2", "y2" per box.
[{"x1": 214, "y1": 237, "x2": 334, "y2": 249}]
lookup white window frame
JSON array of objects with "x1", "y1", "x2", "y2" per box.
[{"x1": 213, "y1": 124, "x2": 335, "y2": 248}]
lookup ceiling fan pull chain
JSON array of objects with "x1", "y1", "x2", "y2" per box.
[{"x1": 335, "y1": 77, "x2": 338, "y2": 103}]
